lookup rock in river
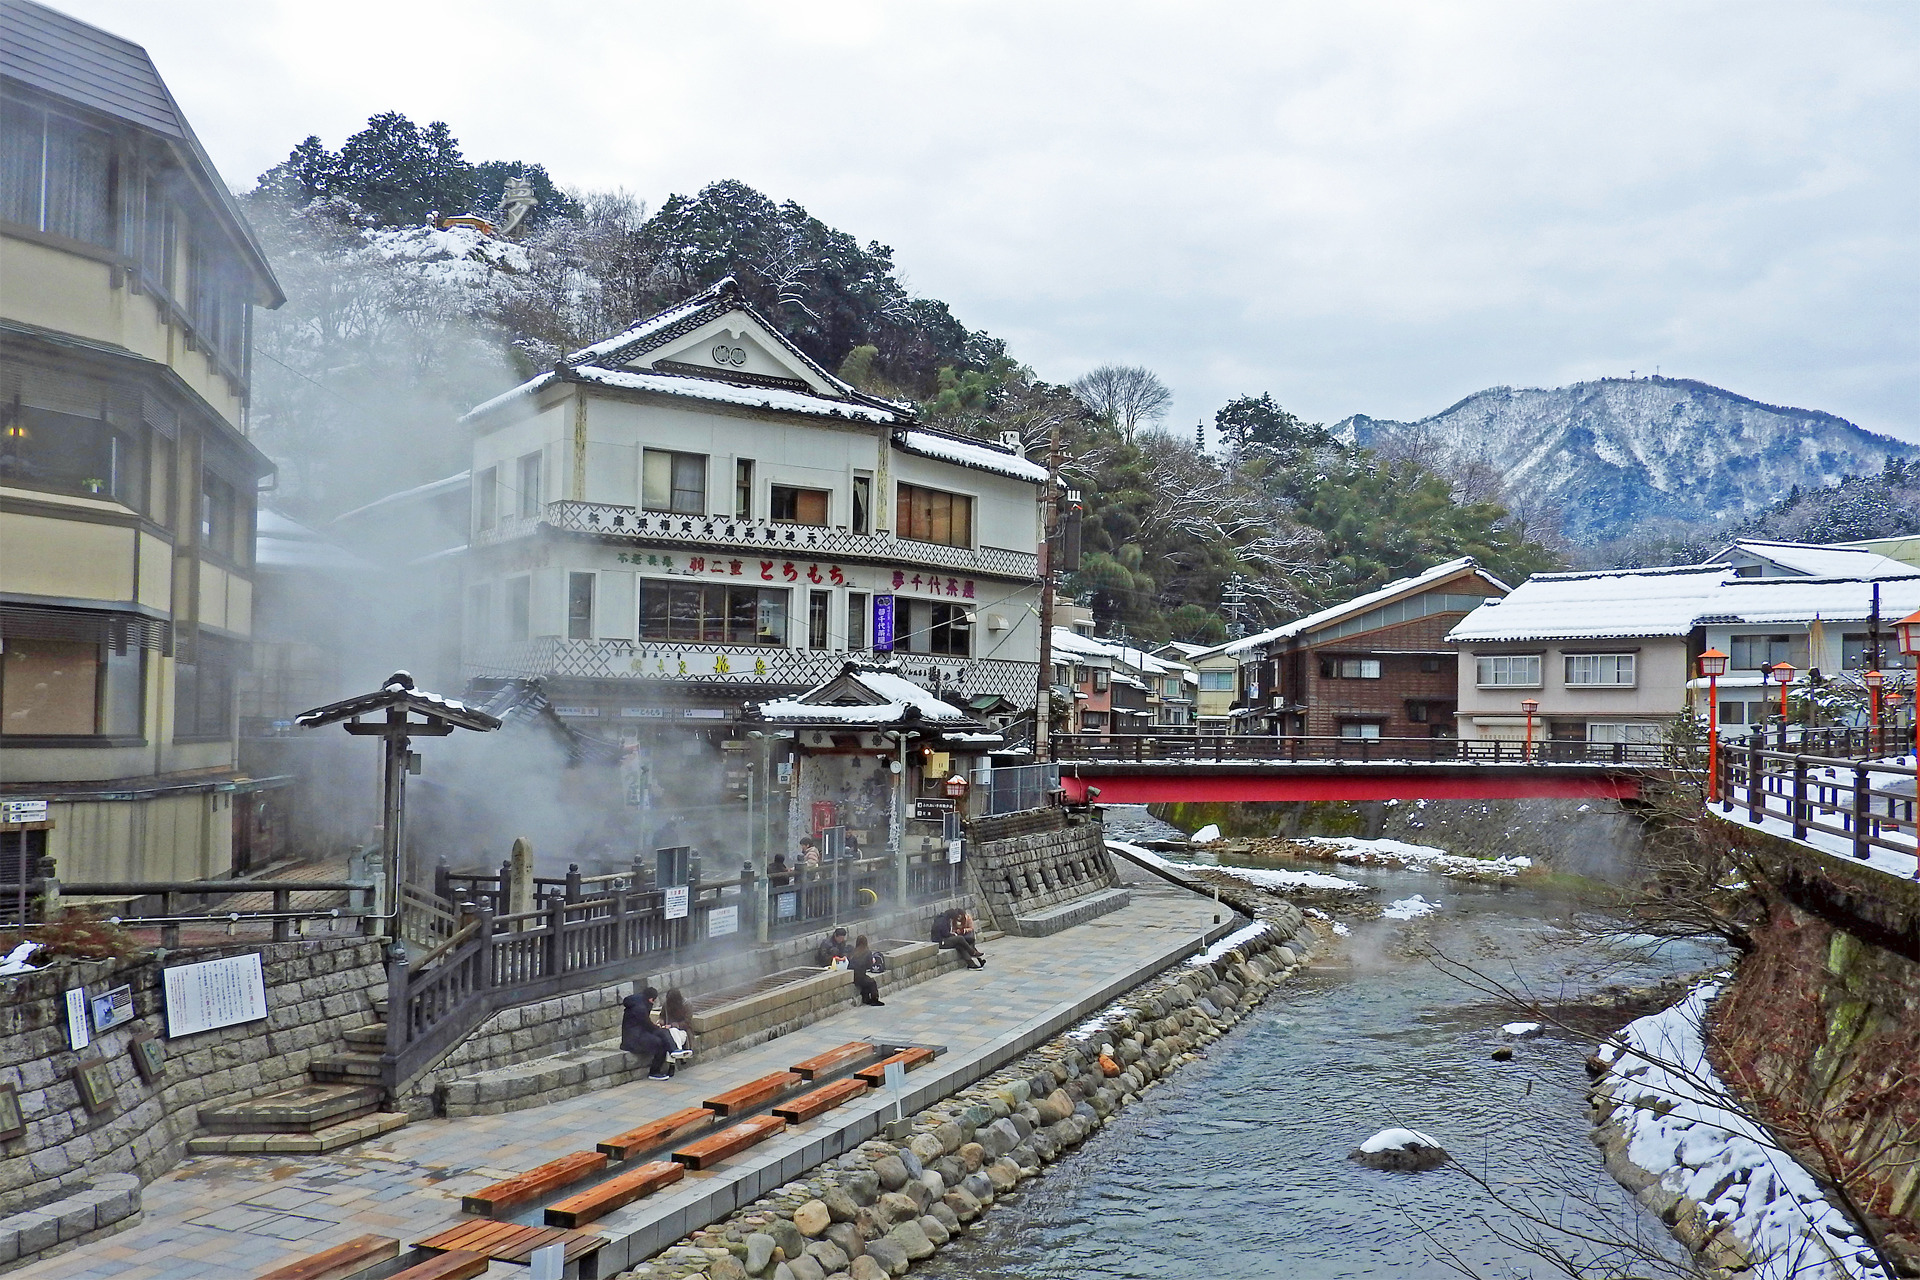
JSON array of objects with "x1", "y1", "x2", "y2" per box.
[{"x1": 1349, "y1": 1127, "x2": 1450, "y2": 1171}]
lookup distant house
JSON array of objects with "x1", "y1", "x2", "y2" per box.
[
  {"x1": 1048, "y1": 628, "x2": 1192, "y2": 735},
  {"x1": 1448, "y1": 557, "x2": 1920, "y2": 744},
  {"x1": 1159, "y1": 641, "x2": 1235, "y2": 732},
  {"x1": 1702, "y1": 539, "x2": 1913, "y2": 580},
  {"x1": 1202, "y1": 558, "x2": 1510, "y2": 739}
]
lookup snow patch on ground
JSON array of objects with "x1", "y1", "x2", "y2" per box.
[
  {"x1": 1383, "y1": 894, "x2": 1442, "y2": 920},
  {"x1": 1599, "y1": 982, "x2": 1889, "y2": 1280},
  {"x1": 1300, "y1": 836, "x2": 1533, "y2": 879},
  {"x1": 1191, "y1": 824, "x2": 1221, "y2": 844},
  {"x1": 1304, "y1": 908, "x2": 1354, "y2": 938},
  {"x1": 0, "y1": 941, "x2": 42, "y2": 975},
  {"x1": 1206, "y1": 864, "x2": 1368, "y2": 893},
  {"x1": 1188, "y1": 921, "x2": 1271, "y2": 966}
]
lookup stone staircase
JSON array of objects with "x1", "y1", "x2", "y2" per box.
[{"x1": 188, "y1": 998, "x2": 410, "y2": 1155}]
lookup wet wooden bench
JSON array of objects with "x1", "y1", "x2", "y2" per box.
[
  {"x1": 772, "y1": 1076, "x2": 870, "y2": 1123},
  {"x1": 701, "y1": 1071, "x2": 802, "y2": 1117},
  {"x1": 544, "y1": 1159, "x2": 684, "y2": 1229},
  {"x1": 416, "y1": 1221, "x2": 602, "y2": 1267},
  {"x1": 460, "y1": 1150, "x2": 606, "y2": 1215},
  {"x1": 596, "y1": 1105, "x2": 713, "y2": 1160},
  {"x1": 385, "y1": 1252, "x2": 488, "y2": 1280},
  {"x1": 256, "y1": 1234, "x2": 399, "y2": 1280},
  {"x1": 671, "y1": 1113, "x2": 788, "y2": 1170},
  {"x1": 853, "y1": 1045, "x2": 936, "y2": 1087},
  {"x1": 788, "y1": 1041, "x2": 875, "y2": 1081}
]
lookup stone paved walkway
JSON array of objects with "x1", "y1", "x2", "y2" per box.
[{"x1": 21, "y1": 880, "x2": 1227, "y2": 1280}]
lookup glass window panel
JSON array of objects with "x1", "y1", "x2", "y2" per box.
[
  {"x1": 672, "y1": 453, "x2": 705, "y2": 512},
  {"x1": 755, "y1": 589, "x2": 787, "y2": 645},
  {"x1": 517, "y1": 452, "x2": 542, "y2": 518},
  {"x1": 0, "y1": 98, "x2": 42, "y2": 228},
  {"x1": 103, "y1": 645, "x2": 143, "y2": 736},
  {"x1": 735, "y1": 459, "x2": 753, "y2": 519},
  {"x1": 476, "y1": 466, "x2": 497, "y2": 529},
  {"x1": 567, "y1": 572, "x2": 594, "y2": 640},
  {"x1": 852, "y1": 475, "x2": 871, "y2": 533},
  {"x1": 809, "y1": 591, "x2": 829, "y2": 649},
  {"x1": 1, "y1": 639, "x2": 98, "y2": 735},
  {"x1": 847, "y1": 593, "x2": 868, "y2": 650}
]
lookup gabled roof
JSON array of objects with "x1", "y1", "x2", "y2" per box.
[
  {"x1": 255, "y1": 509, "x2": 376, "y2": 575},
  {"x1": 1706, "y1": 539, "x2": 1914, "y2": 580},
  {"x1": 296, "y1": 671, "x2": 501, "y2": 733},
  {"x1": 1048, "y1": 627, "x2": 1183, "y2": 676},
  {"x1": 1203, "y1": 557, "x2": 1509, "y2": 657},
  {"x1": 463, "y1": 278, "x2": 912, "y2": 427},
  {"x1": 753, "y1": 663, "x2": 978, "y2": 728},
  {"x1": 0, "y1": 0, "x2": 281, "y2": 303}
]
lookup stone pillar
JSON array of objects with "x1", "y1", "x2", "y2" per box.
[{"x1": 508, "y1": 837, "x2": 536, "y2": 919}]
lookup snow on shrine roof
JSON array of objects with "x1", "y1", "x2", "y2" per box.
[
  {"x1": 895, "y1": 430, "x2": 1048, "y2": 484},
  {"x1": 295, "y1": 673, "x2": 501, "y2": 732},
  {"x1": 1707, "y1": 539, "x2": 1915, "y2": 580},
  {"x1": 1209, "y1": 557, "x2": 1504, "y2": 656},
  {"x1": 1448, "y1": 565, "x2": 1731, "y2": 643}
]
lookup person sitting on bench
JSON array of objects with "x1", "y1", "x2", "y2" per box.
[
  {"x1": 621, "y1": 986, "x2": 673, "y2": 1079},
  {"x1": 814, "y1": 926, "x2": 852, "y2": 968},
  {"x1": 850, "y1": 935, "x2": 885, "y2": 1006},
  {"x1": 933, "y1": 908, "x2": 985, "y2": 969},
  {"x1": 660, "y1": 987, "x2": 695, "y2": 1063}
]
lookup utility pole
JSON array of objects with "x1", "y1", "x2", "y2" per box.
[{"x1": 1035, "y1": 419, "x2": 1062, "y2": 762}]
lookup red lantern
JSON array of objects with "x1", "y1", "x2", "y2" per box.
[{"x1": 943, "y1": 774, "x2": 969, "y2": 799}]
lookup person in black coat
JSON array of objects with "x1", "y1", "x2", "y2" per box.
[
  {"x1": 932, "y1": 909, "x2": 985, "y2": 968},
  {"x1": 850, "y1": 935, "x2": 884, "y2": 1006},
  {"x1": 621, "y1": 986, "x2": 673, "y2": 1079}
]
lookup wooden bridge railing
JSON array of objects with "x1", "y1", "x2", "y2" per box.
[{"x1": 1720, "y1": 738, "x2": 1920, "y2": 873}]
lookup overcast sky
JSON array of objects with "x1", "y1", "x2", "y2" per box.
[{"x1": 58, "y1": 0, "x2": 1920, "y2": 440}]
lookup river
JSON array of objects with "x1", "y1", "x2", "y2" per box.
[{"x1": 919, "y1": 854, "x2": 1721, "y2": 1278}]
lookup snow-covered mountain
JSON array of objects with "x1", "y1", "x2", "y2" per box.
[{"x1": 1334, "y1": 377, "x2": 1917, "y2": 546}]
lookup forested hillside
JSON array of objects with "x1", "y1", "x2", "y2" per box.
[{"x1": 245, "y1": 113, "x2": 1560, "y2": 643}]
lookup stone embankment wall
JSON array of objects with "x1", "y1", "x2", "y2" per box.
[
  {"x1": 967, "y1": 809, "x2": 1118, "y2": 933},
  {"x1": 616, "y1": 906, "x2": 1314, "y2": 1280},
  {"x1": 0, "y1": 937, "x2": 385, "y2": 1264}
]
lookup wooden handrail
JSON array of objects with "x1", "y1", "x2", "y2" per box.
[{"x1": 409, "y1": 918, "x2": 482, "y2": 972}]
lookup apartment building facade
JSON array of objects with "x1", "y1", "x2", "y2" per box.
[{"x1": 1, "y1": 0, "x2": 281, "y2": 881}]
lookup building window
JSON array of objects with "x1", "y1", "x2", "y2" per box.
[
  {"x1": 929, "y1": 603, "x2": 970, "y2": 656},
  {"x1": 1731, "y1": 634, "x2": 1791, "y2": 670},
  {"x1": 1475, "y1": 654, "x2": 1541, "y2": 687},
  {"x1": 1322, "y1": 657, "x2": 1382, "y2": 679},
  {"x1": 643, "y1": 449, "x2": 706, "y2": 514},
  {"x1": 639, "y1": 582, "x2": 788, "y2": 645},
  {"x1": 172, "y1": 633, "x2": 236, "y2": 740},
  {"x1": 1081, "y1": 712, "x2": 1108, "y2": 731},
  {"x1": 0, "y1": 99, "x2": 114, "y2": 247},
  {"x1": 852, "y1": 475, "x2": 872, "y2": 534},
  {"x1": 468, "y1": 582, "x2": 493, "y2": 645},
  {"x1": 1838, "y1": 633, "x2": 1908, "y2": 670},
  {"x1": 475, "y1": 466, "x2": 497, "y2": 530},
  {"x1": 808, "y1": 591, "x2": 830, "y2": 649},
  {"x1": 896, "y1": 483, "x2": 972, "y2": 548},
  {"x1": 2, "y1": 639, "x2": 95, "y2": 735},
  {"x1": 0, "y1": 403, "x2": 147, "y2": 508},
  {"x1": 847, "y1": 593, "x2": 869, "y2": 650},
  {"x1": 1093, "y1": 668, "x2": 1109, "y2": 693},
  {"x1": 516, "y1": 452, "x2": 543, "y2": 518},
  {"x1": 1420, "y1": 656, "x2": 1445, "y2": 673},
  {"x1": 735, "y1": 459, "x2": 754, "y2": 520},
  {"x1": 200, "y1": 472, "x2": 239, "y2": 559},
  {"x1": 567, "y1": 572, "x2": 595, "y2": 640},
  {"x1": 1339, "y1": 722, "x2": 1382, "y2": 739},
  {"x1": 1199, "y1": 670, "x2": 1235, "y2": 691},
  {"x1": 1587, "y1": 722, "x2": 1662, "y2": 745},
  {"x1": 1565, "y1": 653, "x2": 1635, "y2": 687},
  {"x1": 1406, "y1": 701, "x2": 1430, "y2": 723},
  {"x1": 771, "y1": 485, "x2": 830, "y2": 526},
  {"x1": 505, "y1": 575, "x2": 532, "y2": 644}
]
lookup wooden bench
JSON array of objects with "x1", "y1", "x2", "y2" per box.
[
  {"x1": 417, "y1": 1221, "x2": 602, "y2": 1266},
  {"x1": 386, "y1": 1252, "x2": 488, "y2": 1280},
  {"x1": 671, "y1": 1112, "x2": 788, "y2": 1170},
  {"x1": 853, "y1": 1045, "x2": 936, "y2": 1087},
  {"x1": 460, "y1": 1150, "x2": 606, "y2": 1215},
  {"x1": 256, "y1": 1234, "x2": 399, "y2": 1280},
  {"x1": 771, "y1": 1076, "x2": 869, "y2": 1123},
  {"x1": 596, "y1": 1105, "x2": 712, "y2": 1160},
  {"x1": 788, "y1": 1041, "x2": 875, "y2": 1081},
  {"x1": 544, "y1": 1159, "x2": 684, "y2": 1229},
  {"x1": 701, "y1": 1071, "x2": 802, "y2": 1117}
]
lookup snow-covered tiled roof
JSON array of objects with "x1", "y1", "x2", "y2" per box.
[
  {"x1": 1048, "y1": 628, "x2": 1181, "y2": 675},
  {"x1": 1708, "y1": 539, "x2": 1915, "y2": 580},
  {"x1": 1207, "y1": 557, "x2": 1505, "y2": 656},
  {"x1": 255, "y1": 509, "x2": 376, "y2": 574},
  {"x1": 756, "y1": 665, "x2": 973, "y2": 725},
  {"x1": 895, "y1": 430, "x2": 1048, "y2": 484}
]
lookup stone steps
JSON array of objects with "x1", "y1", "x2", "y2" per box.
[
  {"x1": 186, "y1": 1110, "x2": 410, "y2": 1156},
  {"x1": 199, "y1": 1082, "x2": 383, "y2": 1133},
  {"x1": 342, "y1": 1021, "x2": 387, "y2": 1051},
  {"x1": 1011, "y1": 888, "x2": 1132, "y2": 937},
  {"x1": 308, "y1": 1050, "x2": 385, "y2": 1083}
]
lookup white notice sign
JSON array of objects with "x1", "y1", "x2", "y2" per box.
[
  {"x1": 64, "y1": 988, "x2": 90, "y2": 1050},
  {"x1": 708, "y1": 905, "x2": 739, "y2": 938},
  {"x1": 948, "y1": 839, "x2": 963, "y2": 865},
  {"x1": 163, "y1": 954, "x2": 268, "y2": 1038},
  {"x1": 663, "y1": 886, "x2": 690, "y2": 921}
]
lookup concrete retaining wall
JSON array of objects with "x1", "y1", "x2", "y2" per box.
[{"x1": 969, "y1": 812, "x2": 1119, "y2": 931}]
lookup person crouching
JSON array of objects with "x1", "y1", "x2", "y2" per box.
[{"x1": 850, "y1": 935, "x2": 885, "y2": 1006}]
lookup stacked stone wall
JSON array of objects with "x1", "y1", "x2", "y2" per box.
[
  {"x1": 0, "y1": 937, "x2": 385, "y2": 1232},
  {"x1": 969, "y1": 814, "x2": 1116, "y2": 931}
]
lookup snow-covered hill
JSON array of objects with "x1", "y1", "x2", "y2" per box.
[{"x1": 1335, "y1": 378, "x2": 1917, "y2": 545}]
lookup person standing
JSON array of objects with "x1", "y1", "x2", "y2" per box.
[
  {"x1": 850, "y1": 935, "x2": 884, "y2": 1006},
  {"x1": 799, "y1": 836, "x2": 822, "y2": 870},
  {"x1": 621, "y1": 986, "x2": 673, "y2": 1079}
]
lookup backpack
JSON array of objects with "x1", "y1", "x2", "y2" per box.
[{"x1": 866, "y1": 951, "x2": 887, "y2": 975}]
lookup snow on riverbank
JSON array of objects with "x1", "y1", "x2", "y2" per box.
[
  {"x1": 1107, "y1": 840, "x2": 1364, "y2": 892},
  {"x1": 1597, "y1": 982, "x2": 1889, "y2": 1280},
  {"x1": 1189, "y1": 920, "x2": 1272, "y2": 966},
  {"x1": 1296, "y1": 836, "x2": 1533, "y2": 879},
  {"x1": 1383, "y1": 894, "x2": 1442, "y2": 920}
]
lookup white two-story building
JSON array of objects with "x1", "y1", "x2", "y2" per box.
[{"x1": 458, "y1": 278, "x2": 1046, "y2": 738}]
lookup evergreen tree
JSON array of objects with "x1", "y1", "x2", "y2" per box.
[{"x1": 472, "y1": 161, "x2": 581, "y2": 228}]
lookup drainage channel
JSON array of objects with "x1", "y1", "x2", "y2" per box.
[{"x1": 499, "y1": 1040, "x2": 950, "y2": 1230}]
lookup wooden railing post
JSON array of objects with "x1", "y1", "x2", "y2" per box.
[
  {"x1": 565, "y1": 863, "x2": 583, "y2": 903},
  {"x1": 1792, "y1": 758, "x2": 1809, "y2": 840},
  {"x1": 272, "y1": 888, "x2": 292, "y2": 942},
  {"x1": 544, "y1": 895, "x2": 566, "y2": 979},
  {"x1": 1852, "y1": 764, "x2": 1871, "y2": 860},
  {"x1": 384, "y1": 942, "x2": 412, "y2": 1058},
  {"x1": 434, "y1": 859, "x2": 452, "y2": 902},
  {"x1": 1747, "y1": 735, "x2": 1762, "y2": 821}
]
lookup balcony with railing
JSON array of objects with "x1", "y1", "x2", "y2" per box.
[{"x1": 473, "y1": 500, "x2": 1039, "y2": 580}]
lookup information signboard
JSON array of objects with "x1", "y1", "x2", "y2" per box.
[
  {"x1": 708, "y1": 905, "x2": 739, "y2": 938},
  {"x1": 776, "y1": 891, "x2": 799, "y2": 921},
  {"x1": 162, "y1": 954, "x2": 268, "y2": 1038},
  {"x1": 872, "y1": 594, "x2": 895, "y2": 651},
  {"x1": 63, "y1": 989, "x2": 90, "y2": 1050},
  {"x1": 663, "y1": 885, "x2": 690, "y2": 921}
]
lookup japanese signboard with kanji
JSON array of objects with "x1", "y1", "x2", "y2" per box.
[
  {"x1": 610, "y1": 550, "x2": 979, "y2": 601},
  {"x1": 873, "y1": 594, "x2": 895, "y2": 651},
  {"x1": 163, "y1": 954, "x2": 268, "y2": 1038}
]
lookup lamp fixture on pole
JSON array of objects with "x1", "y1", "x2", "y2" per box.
[
  {"x1": 1520, "y1": 698, "x2": 1540, "y2": 761},
  {"x1": 1897, "y1": 609, "x2": 1920, "y2": 762},
  {"x1": 1698, "y1": 649, "x2": 1728, "y2": 802},
  {"x1": 1864, "y1": 669, "x2": 1886, "y2": 758}
]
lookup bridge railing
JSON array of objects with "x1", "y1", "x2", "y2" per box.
[
  {"x1": 1051, "y1": 733, "x2": 1683, "y2": 765},
  {"x1": 1719, "y1": 738, "x2": 1919, "y2": 872}
]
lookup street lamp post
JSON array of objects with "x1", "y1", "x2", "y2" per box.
[
  {"x1": 1520, "y1": 698, "x2": 1539, "y2": 762},
  {"x1": 1770, "y1": 661, "x2": 1797, "y2": 750},
  {"x1": 1865, "y1": 669, "x2": 1885, "y2": 759},
  {"x1": 1698, "y1": 648, "x2": 1729, "y2": 803},
  {"x1": 1896, "y1": 610, "x2": 1920, "y2": 763}
]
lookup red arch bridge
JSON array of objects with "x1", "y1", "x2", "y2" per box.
[{"x1": 1043, "y1": 732, "x2": 1765, "y2": 806}]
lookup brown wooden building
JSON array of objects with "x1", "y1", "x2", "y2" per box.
[{"x1": 1200, "y1": 558, "x2": 1509, "y2": 740}]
